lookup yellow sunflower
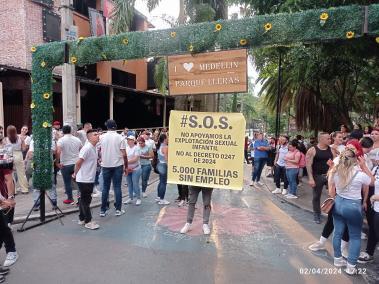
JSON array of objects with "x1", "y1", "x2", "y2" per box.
[
  {"x1": 40, "y1": 61, "x2": 46, "y2": 68},
  {"x1": 264, "y1": 23, "x2": 272, "y2": 32},
  {"x1": 30, "y1": 46, "x2": 37, "y2": 53},
  {"x1": 240, "y1": 39, "x2": 247, "y2": 46},
  {"x1": 30, "y1": 102, "x2": 36, "y2": 109},
  {"x1": 170, "y1": 31, "x2": 177, "y2": 38},
  {"x1": 320, "y1": 13, "x2": 329, "y2": 21},
  {"x1": 78, "y1": 37, "x2": 85, "y2": 42},
  {"x1": 215, "y1": 23, "x2": 222, "y2": 31},
  {"x1": 122, "y1": 38, "x2": 129, "y2": 45},
  {"x1": 376, "y1": 37, "x2": 379, "y2": 44},
  {"x1": 346, "y1": 31, "x2": 355, "y2": 39},
  {"x1": 70, "y1": 56, "x2": 77, "y2": 64},
  {"x1": 188, "y1": 44, "x2": 194, "y2": 52},
  {"x1": 43, "y1": 93, "x2": 50, "y2": 99},
  {"x1": 42, "y1": 122, "x2": 50, "y2": 128}
]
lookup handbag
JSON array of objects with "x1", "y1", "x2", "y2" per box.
[
  {"x1": 321, "y1": 198, "x2": 335, "y2": 214},
  {"x1": 320, "y1": 171, "x2": 359, "y2": 214}
]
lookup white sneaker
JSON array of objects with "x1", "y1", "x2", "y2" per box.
[
  {"x1": 249, "y1": 181, "x2": 254, "y2": 186},
  {"x1": 115, "y1": 209, "x2": 125, "y2": 216},
  {"x1": 286, "y1": 194, "x2": 298, "y2": 199},
  {"x1": 334, "y1": 257, "x2": 347, "y2": 267},
  {"x1": 344, "y1": 263, "x2": 357, "y2": 275},
  {"x1": 257, "y1": 181, "x2": 264, "y2": 186},
  {"x1": 272, "y1": 188, "x2": 281, "y2": 194},
  {"x1": 78, "y1": 220, "x2": 85, "y2": 225},
  {"x1": 361, "y1": 232, "x2": 367, "y2": 240},
  {"x1": 178, "y1": 200, "x2": 185, "y2": 207},
  {"x1": 84, "y1": 221, "x2": 100, "y2": 230},
  {"x1": 135, "y1": 199, "x2": 141, "y2": 206},
  {"x1": 203, "y1": 224, "x2": 211, "y2": 235},
  {"x1": 180, "y1": 223, "x2": 191, "y2": 234},
  {"x1": 123, "y1": 198, "x2": 133, "y2": 204},
  {"x1": 142, "y1": 192, "x2": 148, "y2": 198},
  {"x1": 358, "y1": 251, "x2": 374, "y2": 263},
  {"x1": 155, "y1": 197, "x2": 161, "y2": 202},
  {"x1": 308, "y1": 241, "x2": 326, "y2": 251},
  {"x1": 158, "y1": 199, "x2": 170, "y2": 205},
  {"x1": 282, "y1": 189, "x2": 288, "y2": 195},
  {"x1": 3, "y1": 252, "x2": 18, "y2": 267}
]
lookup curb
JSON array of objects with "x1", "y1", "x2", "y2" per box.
[{"x1": 13, "y1": 178, "x2": 160, "y2": 224}]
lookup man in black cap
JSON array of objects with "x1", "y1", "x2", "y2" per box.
[{"x1": 99, "y1": 120, "x2": 128, "y2": 217}]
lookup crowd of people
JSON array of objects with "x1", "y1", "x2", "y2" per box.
[
  {"x1": 247, "y1": 124, "x2": 379, "y2": 275},
  {"x1": 0, "y1": 119, "x2": 215, "y2": 282}
]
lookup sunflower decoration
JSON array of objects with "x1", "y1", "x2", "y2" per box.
[
  {"x1": 264, "y1": 23, "x2": 272, "y2": 32},
  {"x1": 170, "y1": 31, "x2": 177, "y2": 38},
  {"x1": 78, "y1": 36, "x2": 85, "y2": 42},
  {"x1": 346, "y1": 31, "x2": 355, "y2": 39},
  {"x1": 30, "y1": 102, "x2": 36, "y2": 109},
  {"x1": 320, "y1": 12, "x2": 329, "y2": 26},
  {"x1": 40, "y1": 61, "x2": 46, "y2": 68},
  {"x1": 101, "y1": 53, "x2": 107, "y2": 60},
  {"x1": 376, "y1": 37, "x2": 379, "y2": 44},
  {"x1": 70, "y1": 56, "x2": 77, "y2": 64},
  {"x1": 43, "y1": 92, "x2": 51, "y2": 100},
  {"x1": 215, "y1": 23, "x2": 222, "y2": 32},
  {"x1": 42, "y1": 122, "x2": 50, "y2": 128},
  {"x1": 30, "y1": 46, "x2": 37, "y2": 53},
  {"x1": 122, "y1": 38, "x2": 129, "y2": 45},
  {"x1": 239, "y1": 39, "x2": 247, "y2": 46},
  {"x1": 188, "y1": 44, "x2": 194, "y2": 52}
]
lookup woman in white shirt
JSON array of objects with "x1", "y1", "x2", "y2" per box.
[
  {"x1": 124, "y1": 136, "x2": 142, "y2": 206},
  {"x1": 4, "y1": 126, "x2": 28, "y2": 194},
  {"x1": 328, "y1": 148, "x2": 374, "y2": 275}
]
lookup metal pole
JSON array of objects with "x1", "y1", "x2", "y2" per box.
[
  {"x1": 163, "y1": 96, "x2": 167, "y2": 127},
  {"x1": 61, "y1": 0, "x2": 77, "y2": 129},
  {"x1": 109, "y1": 87, "x2": 114, "y2": 119},
  {"x1": 275, "y1": 51, "x2": 282, "y2": 148}
]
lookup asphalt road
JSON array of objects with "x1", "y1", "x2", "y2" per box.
[{"x1": 3, "y1": 177, "x2": 369, "y2": 284}]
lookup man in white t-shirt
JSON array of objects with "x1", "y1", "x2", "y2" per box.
[
  {"x1": 72, "y1": 129, "x2": 100, "y2": 230},
  {"x1": 99, "y1": 120, "x2": 128, "y2": 217},
  {"x1": 143, "y1": 131, "x2": 156, "y2": 151},
  {"x1": 57, "y1": 125, "x2": 82, "y2": 204}
]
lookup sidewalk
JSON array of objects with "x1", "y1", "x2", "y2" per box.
[{"x1": 12, "y1": 172, "x2": 159, "y2": 223}]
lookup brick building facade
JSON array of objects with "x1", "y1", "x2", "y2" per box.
[{"x1": 0, "y1": 0, "x2": 173, "y2": 131}]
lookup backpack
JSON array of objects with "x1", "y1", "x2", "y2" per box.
[{"x1": 299, "y1": 152, "x2": 306, "y2": 168}]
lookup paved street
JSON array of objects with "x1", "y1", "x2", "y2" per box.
[{"x1": 2, "y1": 166, "x2": 378, "y2": 284}]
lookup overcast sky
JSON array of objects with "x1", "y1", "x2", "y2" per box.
[{"x1": 135, "y1": 0, "x2": 260, "y2": 95}]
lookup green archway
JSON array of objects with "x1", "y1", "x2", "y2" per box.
[{"x1": 31, "y1": 4, "x2": 379, "y2": 189}]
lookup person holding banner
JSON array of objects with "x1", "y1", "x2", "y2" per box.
[
  {"x1": 156, "y1": 134, "x2": 170, "y2": 205},
  {"x1": 180, "y1": 186, "x2": 213, "y2": 235},
  {"x1": 250, "y1": 133, "x2": 270, "y2": 187}
]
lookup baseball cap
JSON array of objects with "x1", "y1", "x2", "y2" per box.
[{"x1": 127, "y1": 135, "x2": 136, "y2": 141}]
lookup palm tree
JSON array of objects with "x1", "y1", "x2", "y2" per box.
[{"x1": 110, "y1": 0, "x2": 136, "y2": 33}]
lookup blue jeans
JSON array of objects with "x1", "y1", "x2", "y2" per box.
[
  {"x1": 61, "y1": 164, "x2": 75, "y2": 200},
  {"x1": 127, "y1": 168, "x2": 142, "y2": 199},
  {"x1": 252, "y1": 158, "x2": 267, "y2": 182},
  {"x1": 101, "y1": 165, "x2": 123, "y2": 212},
  {"x1": 332, "y1": 195, "x2": 363, "y2": 265},
  {"x1": 141, "y1": 164, "x2": 152, "y2": 193},
  {"x1": 286, "y1": 168, "x2": 299, "y2": 196},
  {"x1": 157, "y1": 163, "x2": 167, "y2": 199}
]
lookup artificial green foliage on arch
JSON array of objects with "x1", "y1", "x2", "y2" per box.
[{"x1": 31, "y1": 4, "x2": 379, "y2": 189}]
